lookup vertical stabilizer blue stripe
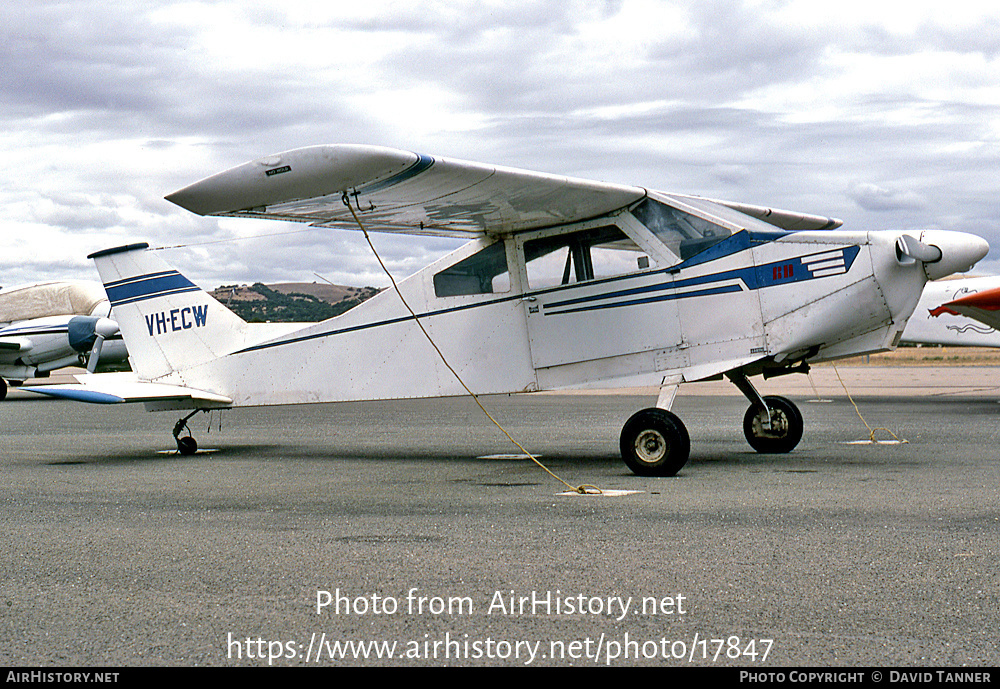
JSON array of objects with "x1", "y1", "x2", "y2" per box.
[{"x1": 105, "y1": 271, "x2": 199, "y2": 306}]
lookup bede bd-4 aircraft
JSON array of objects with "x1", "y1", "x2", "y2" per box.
[{"x1": 27, "y1": 145, "x2": 989, "y2": 475}]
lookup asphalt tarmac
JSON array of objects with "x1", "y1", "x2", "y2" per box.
[{"x1": 2, "y1": 367, "x2": 999, "y2": 667}]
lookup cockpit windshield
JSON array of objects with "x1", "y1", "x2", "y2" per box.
[{"x1": 631, "y1": 194, "x2": 744, "y2": 262}]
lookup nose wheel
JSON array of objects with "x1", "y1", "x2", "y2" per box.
[
  {"x1": 725, "y1": 371, "x2": 804, "y2": 454},
  {"x1": 742, "y1": 395, "x2": 803, "y2": 454}
]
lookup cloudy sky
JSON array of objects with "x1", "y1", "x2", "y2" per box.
[{"x1": 3, "y1": 0, "x2": 999, "y2": 290}]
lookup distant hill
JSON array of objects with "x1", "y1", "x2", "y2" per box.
[{"x1": 210, "y1": 282, "x2": 381, "y2": 322}]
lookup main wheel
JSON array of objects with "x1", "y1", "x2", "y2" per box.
[
  {"x1": 0, "y1": 378, "x2": 6, "y2": 401},
  {"x1": 620, "y1": 408, "x2": 690, "y2": 476},
  {"x1": 176, "y1": 436, "x2": 198, "y2": 456},
  {"x1": 743, "y1": 395, "x2": 803, "y2": 454}
]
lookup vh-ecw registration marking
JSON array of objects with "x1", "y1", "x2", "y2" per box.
[{"x1": 145, "y1": 305, "x2": 208, "y2": 336}]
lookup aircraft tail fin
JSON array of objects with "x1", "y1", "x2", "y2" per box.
[{"x1": 89, "y1": 243, "x2": 248, "y2": 380}]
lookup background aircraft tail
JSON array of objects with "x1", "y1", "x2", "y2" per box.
[{"x1": 89, "y1": 243, "x2": 249, "y2": 380}]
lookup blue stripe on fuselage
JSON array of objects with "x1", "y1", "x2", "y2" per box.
[
  {"x1": 543, "y1": 237, "x2": 860, "y2": 315},
  {"x1": 229, "y1": 230, "x2": 861, "y2": 356}
]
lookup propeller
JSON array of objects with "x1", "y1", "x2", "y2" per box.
[
  {"x1": 86, "y1": 334, "x2": 105, "y2": 373},
  {"x1": 895, "y1": 234, "x2": 942, "y2": 266},
  {"x1": 894, "y1": 230, "x2": 989, "y2": 281}
]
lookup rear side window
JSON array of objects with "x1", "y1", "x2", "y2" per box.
[{"x1": 433, "y1": 241, "x2": 510, "y2": 297}]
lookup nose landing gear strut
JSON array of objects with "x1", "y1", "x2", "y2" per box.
[{"x1": 726, "y1": 371, "x2": 803, "y2": 454}]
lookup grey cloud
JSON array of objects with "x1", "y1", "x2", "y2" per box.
[
  {"x1": 857, "y1": 17, "x2": 1000, "y2": 59},
  {"x1": 848, "y1": 183, "x2": 926, "y2": 212},
  {"x1": 35, "y1": 193, "x2": 128, "y2": 230},
  {"x1": 2, "y1": 1, "x2": 998, "y2": 289},
  {"x1": 644, "y1": 2, "x2": 830, "y2": 100}
]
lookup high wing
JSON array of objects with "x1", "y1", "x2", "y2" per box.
[
  {"x1": 166, "y1": 145, "x2": 644, "y2": 237},
  {"x1": 165, "y1": 144, "x2": 841, "y2": 238},
  {"x1": 929, "y1": 284, "x2": 1000, "y2": 331},
  {"x1": 691, "y1": 196, "x2": 843, "y2": 232}
]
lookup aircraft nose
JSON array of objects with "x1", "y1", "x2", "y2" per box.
[{"x1": 910, "y1": 230, "x2": 989, "y2": 281}]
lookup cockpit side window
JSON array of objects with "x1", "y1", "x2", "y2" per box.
[
  {"x1": 632, "y1": 197, "x2": 734, "y2": 260},
  {"x1": 523, "y1": 225, "x2": 655, "y2": 289}
]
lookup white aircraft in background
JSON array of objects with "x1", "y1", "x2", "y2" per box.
[
  {"x1": 901, "y1": 276, "x2": 1000, "y2": 346},
  {"x1": 0, "y1": 281, "x2": 126, "y2": 400},
  {"x1": 27, "y1": 145, "x2": 989, "y2": 474}
]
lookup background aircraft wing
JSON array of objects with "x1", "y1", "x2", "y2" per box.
[
  {"x1": 0, "y1": 281, "x2": 109, "y2": 323},
  {"x1": 928, "y1": 284, "x2": 1000, "y2": 331},
  {"x1": 166, "y1": 145, "x2": 648, "y2": 238}
]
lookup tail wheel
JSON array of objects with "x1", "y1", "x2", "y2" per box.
[
  {"x1": 176, "y1": 436, "x2": 198, "y2": 456},
  {"x1": 620, "y1": 408, "x2": 690, "y2": 476},
  {"x1": 743, "y1": 395, "x2": 803, "y2": 454}
]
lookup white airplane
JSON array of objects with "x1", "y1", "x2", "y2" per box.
[
  {"x1": 26, "y1": 145, "x2": 990, "y2": 474},
  {"x1": 0, "y1": 281, "x2": 125, "y2": 400},
  {"x1": 901, "y1": 276, "x2": 1000, "y2": 346}
]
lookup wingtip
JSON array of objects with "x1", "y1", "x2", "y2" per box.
[
  {"x1": 165, "y1": 144, "x2": 421, "y2": 217},
  {"x1": 22, "y1": 386, "x2": 126, "y2": 404}
]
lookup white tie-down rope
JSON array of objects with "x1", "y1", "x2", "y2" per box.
[{"x1": 342, "y1": 195, "x2": 602, "y2": 495}]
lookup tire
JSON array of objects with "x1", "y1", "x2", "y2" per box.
[
  {"x1": 743, "y1": 395, "x2": 803, "y2": 454},
  {"x1": 620, "y1": 408, "x2": 690, "y2": 476},
  {"x1": 176, "y1": 436, "x2": 198, "y2": 456},
  {"x1": 0, "y1": 378, "x2": 6, "y2": 402}
]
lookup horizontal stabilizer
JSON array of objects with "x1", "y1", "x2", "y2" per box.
[{"x1": 23, "y1": 372, "x2": 232, "y2": 407}]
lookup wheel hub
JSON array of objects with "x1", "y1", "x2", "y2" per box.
[
  {"x1": 753, "y1": 410, "x2": 788, "y2": 439},
  {"x1": 635, "y1": 429, "x2": 667, "y2": 463}
]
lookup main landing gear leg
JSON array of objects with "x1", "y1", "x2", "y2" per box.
[
  {"x1": 726, "y1": 371, "x2": 803, "y2": 454},
  {"x1": 619, "y1": 383, "x2": 690, "y2": 476},
  {"x1": 173, "y1": 409, "x2": 206, "y2": 456}
]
